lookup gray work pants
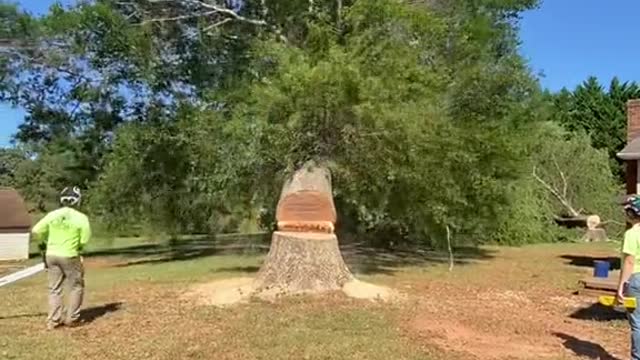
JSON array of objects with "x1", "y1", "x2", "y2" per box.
[{"x1": 46, "y1": 256, "x2": 84, "y2": 326}]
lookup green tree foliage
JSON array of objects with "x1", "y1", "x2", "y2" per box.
[
  {"x1": 548, "y1": 76, "x2": 640, "y2": 179},
  {"x1": 494, "y1": 122, "x2": 623, "y2": 245},
  {"x1": 95, "y1": 0, "x2": 542, "y2": 244},
  {"x1": 0, "y1": 147, "x2": 26, "y2": 188},
  {"x1": 0, "y1": 0, "x2": 624, "y2": 246},
  {"x1": 0, "y1": 143, "x2": 83, "y2": 211}
]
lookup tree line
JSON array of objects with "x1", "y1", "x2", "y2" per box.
[{"x1": 0, "y1": 0, "x2": 629, "y2": 247}]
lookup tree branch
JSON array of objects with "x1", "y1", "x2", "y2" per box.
[
  {"x1": 139, "y1": 10, "x2": 218, "y2": 24},
  {"x1": 202, "y1": 18, "x2": 232, "y2": 33},
  {"x1": 600, "y1": 220, "x2": 626, "y2": 226},
  {"x1": 532, "y1": 166, "x2": 580, "y2": 217},
  {"x1": 134, "y1": 0, "x2": 285, "y2": 41},
  {"x1": 191, "y1": 0, "x2": 267, "y2": 26},
  {"x1": 551, "y1": 155, "x2": 568, "y2": 199}
]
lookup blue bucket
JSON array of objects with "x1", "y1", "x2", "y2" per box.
[{"x1": 593, "y1": 260, "x2": 610, "y2": 278}]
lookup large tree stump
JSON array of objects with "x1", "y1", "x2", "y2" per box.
[
  {"x1": 186, "y1": 162, "x2": 400, "y2": 306},
  {"x1": 254, "y1": 232, "x2": 353, "y2": 296},
  {"x1": 255, "y1": 162, "x2": 356, "y2": 297}
]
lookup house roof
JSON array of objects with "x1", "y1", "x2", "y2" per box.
[
  {"x1": 0, "y1": 188, "x2": 31, "y2": 231},
  {"x1": 618, "y1": 137, "x2": 640, "y2": 160}
]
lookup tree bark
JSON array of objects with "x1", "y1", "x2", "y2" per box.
[{"x1": 254, "y1": 231, "x2": 353, "y2": 296}]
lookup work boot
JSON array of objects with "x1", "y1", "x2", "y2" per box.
[
  {"x1": 46, "y1": 322, "x2": 61, "y2": 331},
  {"x1": 64, "y1": 319, "x2": 84, "y2": 328}
]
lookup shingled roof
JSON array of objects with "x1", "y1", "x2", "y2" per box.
[
  {"x1": 619, "y1": 100, "x2": 640, "y2": 160},
  {"x1": 618, "y1": 137, "x2": 640, "y2": 160},
  {"x1": 0, "y1": 188, "x2": 31, "y2": 232}
]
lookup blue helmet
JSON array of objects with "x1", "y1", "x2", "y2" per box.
[{"x1": 624, "y1": 195, "x2": 640, "y2": 217}]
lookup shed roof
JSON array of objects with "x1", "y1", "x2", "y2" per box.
[
  {"x1": 618, "y1": 137, "x2": 640, "y2": 160},
  {"x1": 0, "y1": 188, "x2": 31, "y2": 231}
]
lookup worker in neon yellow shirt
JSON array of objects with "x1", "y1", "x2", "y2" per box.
[
  {"x1": 32, "y1": 187, "x2": 91, "y2": 330},
  {"x1": 618, "y1": 195, "x2": 640, "y2": 360}
]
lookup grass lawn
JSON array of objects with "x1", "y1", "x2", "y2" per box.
[{"x1": 0, "y1": 237, "x2": 630, "y2": 360}]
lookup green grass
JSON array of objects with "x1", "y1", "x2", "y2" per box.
[
  {"x1": 1, "y1": 242, "x2": 427, "y2": 359},
  {"x1": 225, "y1": 301, "x2": 428, "y2": 360},
  {"x1": 0, "y1": 238, "x2": 630, "y2": 359},
  {"x1": 2, "y1": 234, "x2": 436, "y2": 359}
]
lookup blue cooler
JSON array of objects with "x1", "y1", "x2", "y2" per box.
[{"x1": 593, "y1": 260, "x2": 610, "y2": 278}]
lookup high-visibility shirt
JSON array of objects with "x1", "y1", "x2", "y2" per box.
[{"x1": 32, "y1": 207, "x2": 91, "y2": 257}]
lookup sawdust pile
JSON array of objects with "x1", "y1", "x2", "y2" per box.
[
  {"x1": 183, "y1": 277, "x2": 403, "y2": 307},
  {"x1": 185, "y1": 278, "x2": 256, "y2": 306},
  {"x1": 342, "y1": 279, "x2": 404, "y2": 302}
]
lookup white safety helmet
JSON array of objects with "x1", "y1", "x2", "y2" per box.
[{"x1": 59, "y1": 186, "x2": 82, "y2": 207}]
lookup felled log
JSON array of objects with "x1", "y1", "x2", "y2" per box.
[
  {"x1": 554, "y1": 216, "x2": 588, "y2": 229},
  {"x1": 554, "y1": 215, "x2": 607, "y2": 242},
  {"x1": 554, "y1": 215, "x2": 601, "y2": 230}
]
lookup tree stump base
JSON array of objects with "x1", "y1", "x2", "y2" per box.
[
  {"x1": 254, "y1": 231, "x2": 354, "y2": 298},
  {"x1": 182, "y1": 231, "x2": 403, "y2": 306},
  {"x1": 582, "y1": 228, "x2": 607, "y2": 242}
]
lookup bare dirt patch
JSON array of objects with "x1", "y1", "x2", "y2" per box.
[
  {"x1": 407, "y1": 287, "x2": 627, "y2": 359},
  {"x1": 415, "y1": 317, "x2": 557, "y2": 359},
  {"x1": 403, "y1": 244, "x2": 629, "y2": 360}
]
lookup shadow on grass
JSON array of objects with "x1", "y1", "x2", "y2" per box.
[
  {"x1": 28, "y1": 234, "x2": 271, "y2": 267},
  {"x1": 342, "y1": 243, "x2": 494, "y2": 275},
  {"x1": 554, "y1": 332, "x2": 621, "y2": 360},
  {"x1": 0, "y1": 302, "x2": 123, "y2": 322},
  {"x1": 29, "y1": 233, "x2": 494, "y2": 275},
  {"x1": 202, "y1": 245, "x2": 494, "y2": 276},
  {"x1": 0, "y1": 312, "x2": 46, "y2": 320},
  {"x1": 213, "y1": 266, "x2": 261, "y2": 273},
  {"x1": 81, "y1": 302, "x2": 123, "y2": 323},
  {"x1": 569, "y1": 303, "x2": 627, "y2": 322},
  {"x1": 560, "y1": 255, "x2": 620, "y2": 270}
]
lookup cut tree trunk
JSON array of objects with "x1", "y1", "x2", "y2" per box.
[
  {"x1": 186, "y1": 163, "x2": 398, "y2": 306},
  {"x1": 247, "y1": 162, "x2": 396, "y2": 302},
  {"x1": 276, "y1": 163, "x2": 336, "y2": 233},
  {"x1": 554, "y1": 216, "x2": 589, "y2": 229},
  {"x1": 554, "y1": 215, "x2": 601, "y2": 229},
  {"x1": 254, "y1": 231, "x2": 353, "y2": 297}
]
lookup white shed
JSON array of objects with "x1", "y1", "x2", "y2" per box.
[{"x1": 0, "y1": 188, "x2": 31, "y2": 260}]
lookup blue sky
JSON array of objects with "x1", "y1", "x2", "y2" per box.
[
  {"x1": 2, "y1": 0, "x2": 640, "y2": 146},
  {"x1": 519, "y1": 0, "x2": 640, "y2": 91}
]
